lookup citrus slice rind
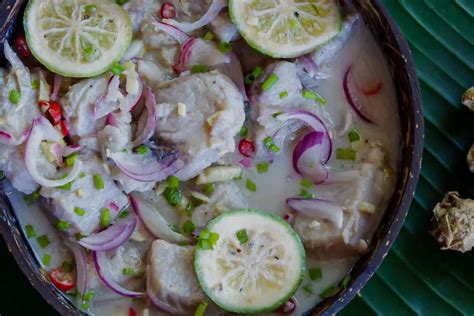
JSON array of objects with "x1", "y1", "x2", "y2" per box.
[{"x1": 24, "y1": 0, "x2": 132, "y2": 78}]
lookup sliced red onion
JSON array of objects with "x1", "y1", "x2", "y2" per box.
[
  {"x1": 105, "y1": 113, "x2": 120, "y2": 127},
  {"x1": 131, "y1": 87, "x2": 157, "y2": 147},
  {"x1": 25, "y1": 118, "x2": 82, "y2": 187},
  {"x1": 109, "y1": 201, "x2": 120, "y2": 213},
  {"x1": 63, "y1": 145, "x2": 81, "y2": 157},
  {"x1": 0, "y1": 128, "x2": 29, "y2": 146},
  {"x1": 153, "y1": 21, "x2": 190, "y2": 44},
  {"x1": 50, "y1": 74, "x2": 62, "y2": 101},
  {"x1": 298, "y1": 54, "x2": 317, "y2": 78},
  {"x1": 146, "y1": 271, "x2": 185, "y2": 314},
  {"x1": 293, "y1": 131, "x2": 330, "y2": 184},
  {"x1": 239, "y1": 157, "x2": 252, "y2": 168},
  {"x1": 109, "y1": 151, "x2": 183, "y2": 182},
  {"x1": 51, "y1": 142, "x2": 64, "y2": 165},
  {"x1": 123, "y1": 77, "x2": 144, "y2": 112},
  {"x1": 93, "y1": 251, "x2": 144, "y2": 298},
  {"x1": 343, "y1": 65, "x2": 374, "y2": 123},
  {"x1": 65, "y1": 241, "x2": 88, "y2": 298},
  {"x1": 163, "y1": 0, "x2": 227, "y2": 34},
  {"x1": 173, "y1": 37, "x2": 197, "y2": 73},
  {"x1": 286, "y1": 198, "x2": 344, "y2": 229},
  {"x1": 79, "y1": 216, "x2": 137, "y2": 251},
  {"x1": 216, "y1": 52, "x2": 248, "y2": 100},
  {"x1": 94, "y1": 76, "x2": 120, "y2": 120}
]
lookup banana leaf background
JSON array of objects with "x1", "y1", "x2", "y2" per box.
[{"x1": 1, "y1": 0, "x2": 474, "y2": 315}]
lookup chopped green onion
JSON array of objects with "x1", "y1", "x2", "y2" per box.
[
  {"x1": 9, "y1": 89, "x2": 20, "y2": 104},
  {"x1": 191, "y1": 65, "x2": 209, "y2": 73},
  {"x1": 164, "y1": 187, "x2": 182, "y2": 206},
  {"x1": 134, "y1": 145, "x2": 148, "y2": 155},
  {"x1": 79, "y1": 172, "x2": 86, "y2": 179},
  {"x1": 56, "y1": 220, "x2": 72, "y2": 231},
  {"x1": 348, "y1": 128, "x2": 361, "y2": 143},
  {"x1": 256, "y1": 162, "x2": 270, "y2": 174},
  {"x1": 263, "y1": 136, "x2": 280, "y2": 153},
  {"x1": 217, "y1": 42, "x2": 232, "y2": 53},
  {"x1": 183, "y1": 220, "x2": 196, "y2": 235},
  {"x1": 58, "y1": 181, "x2": 73, "y2": 191},
  {"x1": 76, "y1": 233, "x2": 88, "y2": 241},
  {"x1": 341, "y1": 275, "x2": 351, "y2": 289},
  {"x1": 74, "y1": 207, "x2": 86, "y2": 216},
  {"x1": 62, "y1": 261, "x2": 73, "y2": 273},
  {"x1": 202, "y1": 183, "x2": 215, "y2": 195},
  {"x1": 31, "y1": 79, "x2": 39, "y2": 90},
  {"x1": 42, "y1": 254, "x2": 51, "y2": 266},
  {"x1": 279, "y1": 91, "x2": 288, "y2": 99},
  {"x1": 23, "y1": 191, "x2": 40, "y2": 204},
  {"x1": 118, "y1": 210, "x2": 130, "y2": 219},
  {"x1": 25, "y1": 224, "x2": 36, "y2": 238},
  {"x1": 110, "y1": 62, "x2": 125, "y2": 75},
  {"x1": 244, "y1": 73, "x2": 256, "y2": 85},
  {"x1": 272, "y1": 111, "x2": 283, "y2": 118},
  {"x1": 300, "y1": 178, "x2": 313, "y2": 189},
  {"x1": 65, "y1": 153, "x2": 78, "y2": 166},
  {"x1": 167, "y1": 176, "x2": 180, "y2": 189},
  {"x1": 178, "y1": 240, "x2": 191, "y2": 246},
  {"x1": 336, "y1": 148, "x2": 357, "y2": 161},
  {"x1": 84, "y1": 4, "x2": 97, "y2": 14},
  {"x1": 184, "y1": 203, "x2": 194, "y2": 217},
  {"x1": 100, "y1": 208, "x2": 110, "y2": 228},
  {"x1": 239, "y1": 126, "x2": 248, "y2": 138},
  {"x1": 299, "y1": 189, "x2": 314, "y2": 199},
  {"x1": 37, "y1": 235, "x2": 50, "y2": 248},
  {"x1": 319, "y1": 284, "x2": 337, "y2": 298},
  {"x1": 197, "y1": 229, "x2": 219, "y2": 250},
  {"x1": 309, "y1": 267, "x2": 323, "y2": 281},
  {"x1": 194, "y1": 301, "x2": 208, "y2": 316},
  {"x1": 302, "y1": 90, "x2": 326, "y2": 105},
  {"x1": 93, "y1": 174, "x2": 104, "y2": 190},
  {"x1": 122, "y1": 268, "x2": 135, "y2": 276},
  {"x1": 261, "y1": 73, "x2": 279, "y2": 91},
  {"x1": 236, "y1": 229, "x2": 248, "y2": 245},
  {"x1": 203, "y1": 31, "x2": 215, "y2": 41},
  {"x1": 81, "y1": 290, "x2": 95, "y2": 309},
  {"x1": 302, "y1": 284, "x2": 314, "y2": 295},
  {"x1": 246, "y1": 179, "x2": 256, "y2": 192},
  {"x1": 252, "y1": 66, "x2": 263, "y2": 78}
]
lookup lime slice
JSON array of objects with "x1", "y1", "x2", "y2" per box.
[
  {"x1": 195, "y1": 209, "x2": 306, "y2": 313},
  {"x1": 24, "y1": 0, "x2": 132, "y2": 78},
  {"x1": 229, "y1": 0, "x2": 342, "y2": 58}
]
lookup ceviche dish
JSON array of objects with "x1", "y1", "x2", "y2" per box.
[{"x1": 0, "y1": 0, "x2": 401, "y2": 315}]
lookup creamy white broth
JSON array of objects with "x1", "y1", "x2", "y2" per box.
[{"x1": 1, "y1": 2, "x2": 401, "y2": 316}]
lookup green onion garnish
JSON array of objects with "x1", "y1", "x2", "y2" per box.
[
  {"x1": 164, "y1": 187, "x2": 182, "y2": 206},
  {"x1": 236, "y1": 229, "x2": 248, "y2": 245},
  {"x1": 100, "y1": 208, "x2": 110, "y2": 228},
  {"x1": 217, "y1": 42, "x2": 232, "y2": 53},
  {"x1": 336, "y1": 148, "x2": 357, "y2": 161},
  {"x1": 134, "y1": 145, "x2": 148, "y2": 155},
  {"x1": 74, "y1": 207, "x2": 86, "y2": 216},
  {"x1": 300, "y1": 178, "x2": 313, "y2": 189},
  {"x1": 203, "y1": 31, "x2": 215, "y2": 41},
  {"x1": 341, "y1": 275, "x2": 351, "y2": 289},
  {"x1": 167, "y1": 175, "x2": 180, "y2": 189},
  {"x1": 37, "y1": 235, "x2": 50, "y2": 248},
  {"x1": 76, "y1": 233, "x2": 88, "y2": 241},
  {"x1": 239, "y1": 126, "x2": 248, "y2": 138},
  {"x1": 110, "y1": 62, "x2": 125, "y2": 75},
  {"x1": 122, "y1": 268, "x2": 135, "y2": 276},
  {"x1": 81, "y1": 290, "x2": 95, "y2": 309},
  {"x1": 56, "y1": 220, "x2": 72, "y2": 231},
  {"x1": 23, "y1": 191, "x2": 40, "y2": 204},
  {"x1": 197, "y1": 229, "x2": 219, "y2": 250},
  {"x1": 9, "y1": 89, "x2": 20, "y2": 104},
  {"x1": 58, "y1": 181, "x2": 73, "y2": 191},
  {"x1": 118, "y1": 210, "x2": 130, "y2": 219},
  {"x1": 263, "y1": 136, "x2": 280, "y2": 153},
  {"x1": 194, "y1": 301, "x2": 209, "y2": 316},
  {"x1": 31, "y1": 79, "x2": 39, "y2": 90},
  {"x1": 261, "y1": 73, "x2": 279, "y2": 91},
  {"x1": 79, "y1": 172, "x2": 86, "y2": 179},
  {"x1": 202, "y1": 183, "x2": 215, "y2": 195},
  {"x1": 183, "y1": 220, "x2": 196, "y2": 235},
  {"x1": 244, "y1": 74, "x2": 255, "y2": 85},
  {"x1": 256, "y1": 162, "x2": 270, "y2": 174},
  {"x1": 302, "y1": 284, "x2": 314, "y2": 295},
  {"x1": 93, "y1": 174, "x2": 104, "y2": 190},
  {"x1": 25, "y1": 225, "x2": 36, "y2": 238},
  {"x1": 191, "y1": 65, "x2": 209, "y2": 73},
  {"x1": 299, "y1": 189, "x2": 314, "y2": 199},
  {"x1": 62, "y1": 261, "x2": 73, "y2": 273},
  {"x1": 65, "y1": 153, "x2": 78, "y2": 166},
  {"x1": 302, "y1": 90, "x2": 326, "y2": 105},
  {"x1": 42, "y1": 254, "x2": 51, "y2": 266},
  {"x1": 84, "y1": 4, "x2": 97, "y2": 14},
  {"x1": 246, "y1": 179, "x2": 257, "y2": 192},
  {"x1": 348, "y1": 128, "x2": 361, "y2": 143},
  {"x1": 272, "y1": 111, "x2": 283, "y2": 118},
  {"x1": 319, "y1": 284, "x2": 337, "y2": 299},
  {"x1": 252, "y1": 66, "x2": 263, "y2": 78},
  {"x1": 309, "y1": 267, "x2": 322, "y2": 281},
  {"x1": 279, "y1": 91, "x2": 288, "y2": 99}
]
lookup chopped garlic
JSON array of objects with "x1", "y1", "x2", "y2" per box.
[
  {"x1": 359, "y1": 201, "x2": 376, "y2": 214},
  {"x1": 76, "y1": 188, "x2": 85, "y2": 198},
  {"x1": 124, "y1": 61, "x2": 139, "y2": 95},
  {"x1": 309, "y1": 220, "x2": 321, "y2": 229},
  {"x1": 206, "y1": 112, "x2": 221, "y2": 127},
  {"x1": 38, "y1": 71, "x2": 51, "y2": 102},
  {"x1": 196, "y1": 165, "x2": 242, "y2": 185},
  {"x1": 190, "y1": 190, "x2": 210, "y2": 203},
  {"x1": 155, "y1": 182, "x2": 167, "y2": 196},
  {"x1": 177, "y1": 102, "x2": 187, "y2": 117}
]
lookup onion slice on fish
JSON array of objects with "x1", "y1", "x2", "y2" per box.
[
  {"x1": 79, "y1": 216, "x2": 137, "y2": 251},
  {"x1": 93, "y1": 251, "x2": 145, "y2": 298},
  {"x1": 131, "y1": 87, "x2": 157, "y2": 147},
  {"x1": 153, "y1": 21, "x2": 190, "y2": 44},
  {"x1": 343, "y1": 65, "x2": 374, "y2": 123},
  {"x1": 0, "y1": 128, "x2": 30, "y2": 146},
  {"x1": 293, "y1": 131, "x2": 331, "y2": 184},
  {"x1": 65, "y1": 241, "x2": 88, "y2": 299},
  {"x1": 286, "y1": 198, "x2": 344, "y2": 228},
  {"x1": 298, "y1": 54, "x2": 317, "y2": 78}
]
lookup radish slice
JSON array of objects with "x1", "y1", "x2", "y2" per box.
[
  {"x1": 25, "y1": 118, "x2": 82, "y2": 187},
  {"x1": 153, "y1": 21, "x2": 190, "y2": 44},
  {"x1": 79, "y1": 216, "x2": 137, "y2": 251},
  {"x1": 293, "y1": 131, "x2": 330, "y2": 184},
  {"x1": 93, "y1": 251, "x2": 145, "y2": 298},
  {"x1": 343, "y1": 65, "x2": 374, "y2": 123},
  {"x1": 65, "y1": 241, "x2": 88, "y2": 298},
  {"x1": 163, "y1": 0, "x2": 227, "y2": 34},
  {"x1": 286, "y1": 198, "x2": 344, "y2": 228},
  {"x1": 146, "y1": 271, "x2": 185, "y2": 314},
  {"x1": 131, "y1": 87, "x2": 157, "y2": 147}
]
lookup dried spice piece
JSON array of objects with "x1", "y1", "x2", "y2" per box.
[
  {"x1": 431, "y1": 192, "x2": 474, "y2": 253},
  {"x1": 461, "y1": 86, "x2": 474, "y2": 111}
]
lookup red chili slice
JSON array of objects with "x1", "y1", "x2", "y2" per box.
[
  {"x1": 48, "y1": 102, "x2": 63, "y2": 125},
  {"x1": 14, "y1": 33, "x2": 32, "y2": 57},
  {"x1": 361, "y1": 82, "x2": 383, "y2": 96},
  {"x1": 50, "y1": 268, "x2": 75, "y2": 292},
  {"x1": 238, "y1": 139, "x2": 256, "y2": 157},
  {"x1": 160, "y1": 2, "x2": 177, "y2": 19},
  {"x1": 38, "y1": 101, "x2": 50, "y2": 113},
  {"x1": 128, "y1": 307, "x2": 137, "y2": 316},
  {"x1": 275, "y1": 297, "x2": 298, "y2": 314},
  {"x1": 58, "y1": 120, "x2": 69, "y2": 137}
]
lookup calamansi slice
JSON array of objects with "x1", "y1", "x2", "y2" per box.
[{"x1": 24, "y1": 0, "x2": 132, "y2": 78}]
